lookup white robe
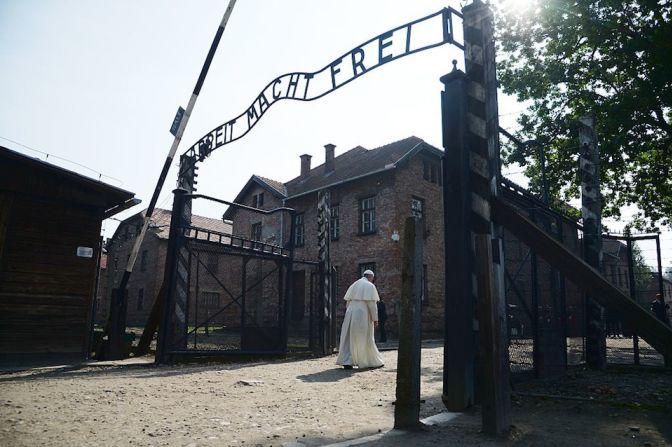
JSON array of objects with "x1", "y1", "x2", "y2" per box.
[{"x1": 336, "y1": 278, "x2": 384, "y2": 368}]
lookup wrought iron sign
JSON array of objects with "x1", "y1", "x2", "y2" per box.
[{"x1": 182, "y1": 7, "x2": 464, "y2": 164}]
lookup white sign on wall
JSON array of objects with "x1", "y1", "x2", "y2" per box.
[{"x1": 77, "y1": 246, "x2": 94, "y2": 258}]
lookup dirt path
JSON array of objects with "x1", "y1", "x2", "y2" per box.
[
  {"x1": 0, "y1": 348, "x2": 445, "y2": 447},
  {"x1": 1, "y1": 347, "x2": 670, "y2": 447}
]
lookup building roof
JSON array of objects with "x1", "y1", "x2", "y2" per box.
[
  {"x1": 222, "y1": 175, "x2": 288, "y2": 220},
  {"x1": 0, "y1": 145, "x2": 136, "y2": 216},
  {"x1": 603, "y1": 239, "x2": 628, "y2": 261},
  {"x1": 222, "y1": 136, "x2": 442, "y2": 219},
  {"x1": 255, "y1": 175, "x2": 287, "y2": 197},
  {"x1": 112, "y1": 208, "x2": 232, "y2": 241},
  {"x1": 285, "y1": 136, "x2": 442, "y2": 198}
]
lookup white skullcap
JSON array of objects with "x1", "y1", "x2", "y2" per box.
[{"x1": 363, "y1": 269, "x2": 374, "y2": 277}]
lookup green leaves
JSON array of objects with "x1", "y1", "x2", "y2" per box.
[{"x1": 495, "y1": 0, "x2": 672, "y2": 229}]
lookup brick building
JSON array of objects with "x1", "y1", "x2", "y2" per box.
[
  {"x1": 234, "y1": 141, "x2": 598, "y2": 348},
  {"x1": 602, "y1": 239, "x2": 632, "y2": 295},
  {"x1": 225, "y1": 137, "x2": 587, "y2": 340},
  {"x1": 225, "y1": 136, "x2": 458, "y2": 337},
  {"x1": 99, "y1": 208, "x2": 232, "y2": 326},
  {"x1": 602, "y1": 240, "x2": 672, "y2": 321}
]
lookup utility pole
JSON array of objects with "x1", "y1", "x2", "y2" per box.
[{"x1": 106, "y1": 1, "x2": 238, "y2": 359}]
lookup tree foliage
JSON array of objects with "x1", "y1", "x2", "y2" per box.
[
  {"x1": 631, "y1": 242, "x2": 652, "y2": 295},
  {"x1": 495, "y1": 0, "x2": 672, "y2": 229}
]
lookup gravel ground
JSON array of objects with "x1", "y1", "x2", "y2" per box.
[{"x1": 1, "y1": 346, "x2": 670, "y2": 447}]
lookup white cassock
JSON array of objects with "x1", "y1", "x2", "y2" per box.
[{"x1": 336, "y1": 277, "x2": 384, "y2": 368}]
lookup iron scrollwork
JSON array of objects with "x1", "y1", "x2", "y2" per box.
[{"x1": 182, "y1": 7, "x2": 464, "y2": 168}]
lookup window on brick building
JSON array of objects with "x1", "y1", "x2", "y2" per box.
[
  {"x1": 359, "y1": 262, "x2": 376, "y2": 278},
  {"x1": 359, "y1": 196, "x2": 376, "y2": 234},
  {"x1": 204, "y1": 291, "x2": 220, "y2": 307},
  {"x1": 294, "y1": 213, "x2": 305, "y2": 247},
  {"x1": 140, "y1": 250, "x2": 148, "y2": 272},
  {"x1": 137, "y1": 288, "x2": 144, "y2": 311},
  {"x1": 253, "y1": 193, "x2": 264, "y2": 208},
  {"x1": 251, "y1": 222, "x2": 262, "y2": 249},
  {"x1": 423, "y1": 159, "x2": 442, "y2": 185},
  {"x1": 411, "y1": 197, "x2": 424, "y2": 219},
  {"x1": 330, "y1": 205, "x2": 340, "y2": 240},
  {"x1": 207, "y1": 252, "x2": 218, "y2": 272},
  {"x1": 411, "y1": 197, "x2": 427, "y2": 238},
  {"x1": 251, "y1": 222, "x2": 262, "y2": 241}
]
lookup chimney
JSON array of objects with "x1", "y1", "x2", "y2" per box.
[
  {"x1": 300, "y1": 154, "x2": 312, "y2": 178},
  {"x1": 324, "y1": 143, "x2": 336, "y2": 174}
]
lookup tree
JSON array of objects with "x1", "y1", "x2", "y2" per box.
[
  {"x1": 665, "y1": 264, "x2": 672, "y2": 281},
  {"x1": 495, "y1": 0, "x2": 672, "y2": 229},
  {"x1": 631, "y1": 242, "x2": 652, "y2": 301}
]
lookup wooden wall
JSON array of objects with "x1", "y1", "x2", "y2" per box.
[
  {"x1": 0, "y1": 148, "x2": 133, "y2": 362},
  {"x1": 0, "y1": 193, "x2": 101, "y2": 357}
]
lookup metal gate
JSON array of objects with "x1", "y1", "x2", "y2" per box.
[
  {"x1": 602, "y1": 233, "x2": 667, "y2": 366},
  {"x1": 501, "y1": 178, "x2": 584, "y2": 376},
  {"x1": 501, "y1": 179, "x2": 669, "y2": 375},
  {"x1": 156, "y1": 190, "x2": 325, "y2": 361}
]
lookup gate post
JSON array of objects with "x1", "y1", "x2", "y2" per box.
[
  {"x1": 156, "y1": 188, "x2": 189, "y2": 364},
  {"x1": 626, "y1": 237, "x2": 640, "y2": 365},
  {"x1": 317, "y1": 189, "x2": 333, "y2": 355},
  {"x1": 457, "y1": 0, "x2": 511, "y2": 434},
  {"x1": 394, "y1": 217, "x2": 424, "y2": 429},
  {"x1": 579, "y1": 115, "x2": 607, "y2": 370},
  {"x1": 107, "y1": 287, "x2": 128, "y2": 360},
  {"x1": 441, "y1": 66, "x2": 475, "y2": 410}
]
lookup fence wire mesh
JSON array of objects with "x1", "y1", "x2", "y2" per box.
[
  {"x1": 602, "y1": 236, "x2": 667, "y2": 366},
  {"x1": 500, "y1": 179, "x2": 669, "y2": 376},
  {"x1": 503, "y1": 221, "x2": 585, "y2": 376},
  {"x1": 504, "y1": 225, "x2": 669, "y2": 376}
]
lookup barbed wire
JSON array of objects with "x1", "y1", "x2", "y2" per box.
[{"x1": 1, "y1": 135, "x2": 125, "y2": 187}]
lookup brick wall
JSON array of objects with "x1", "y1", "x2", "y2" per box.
[
  {"x1": 393, "y1": 153, "x2": 445, "y2": 335},
  {"x1": 230, "y1": 186, "x2": 285, "y2": 245},
  {"x1": 102, "y1": 219, "x2": 167, "y2": 326},
  {"x1": 285, "y1": 151, "x2": 446, "y2": 338},
  {"x1": 101, "y1": 150, "x2": 585, "y2": 344}
]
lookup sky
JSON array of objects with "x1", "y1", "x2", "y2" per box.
[{"x1": 1, "y1": 0, "x2": 670, "y2": 272}]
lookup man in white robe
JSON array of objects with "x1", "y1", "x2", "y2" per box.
[{"x1": 336, "y1": 270, "x2": 384, "y2": 369}]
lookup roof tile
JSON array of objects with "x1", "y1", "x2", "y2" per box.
[{"x1": 285, "y1": 136, "x2": 439, "y2": 197}]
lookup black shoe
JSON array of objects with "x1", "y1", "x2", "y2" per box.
[{"x1": 343, "y1": 365, "x2": 353, "y2": 370}]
